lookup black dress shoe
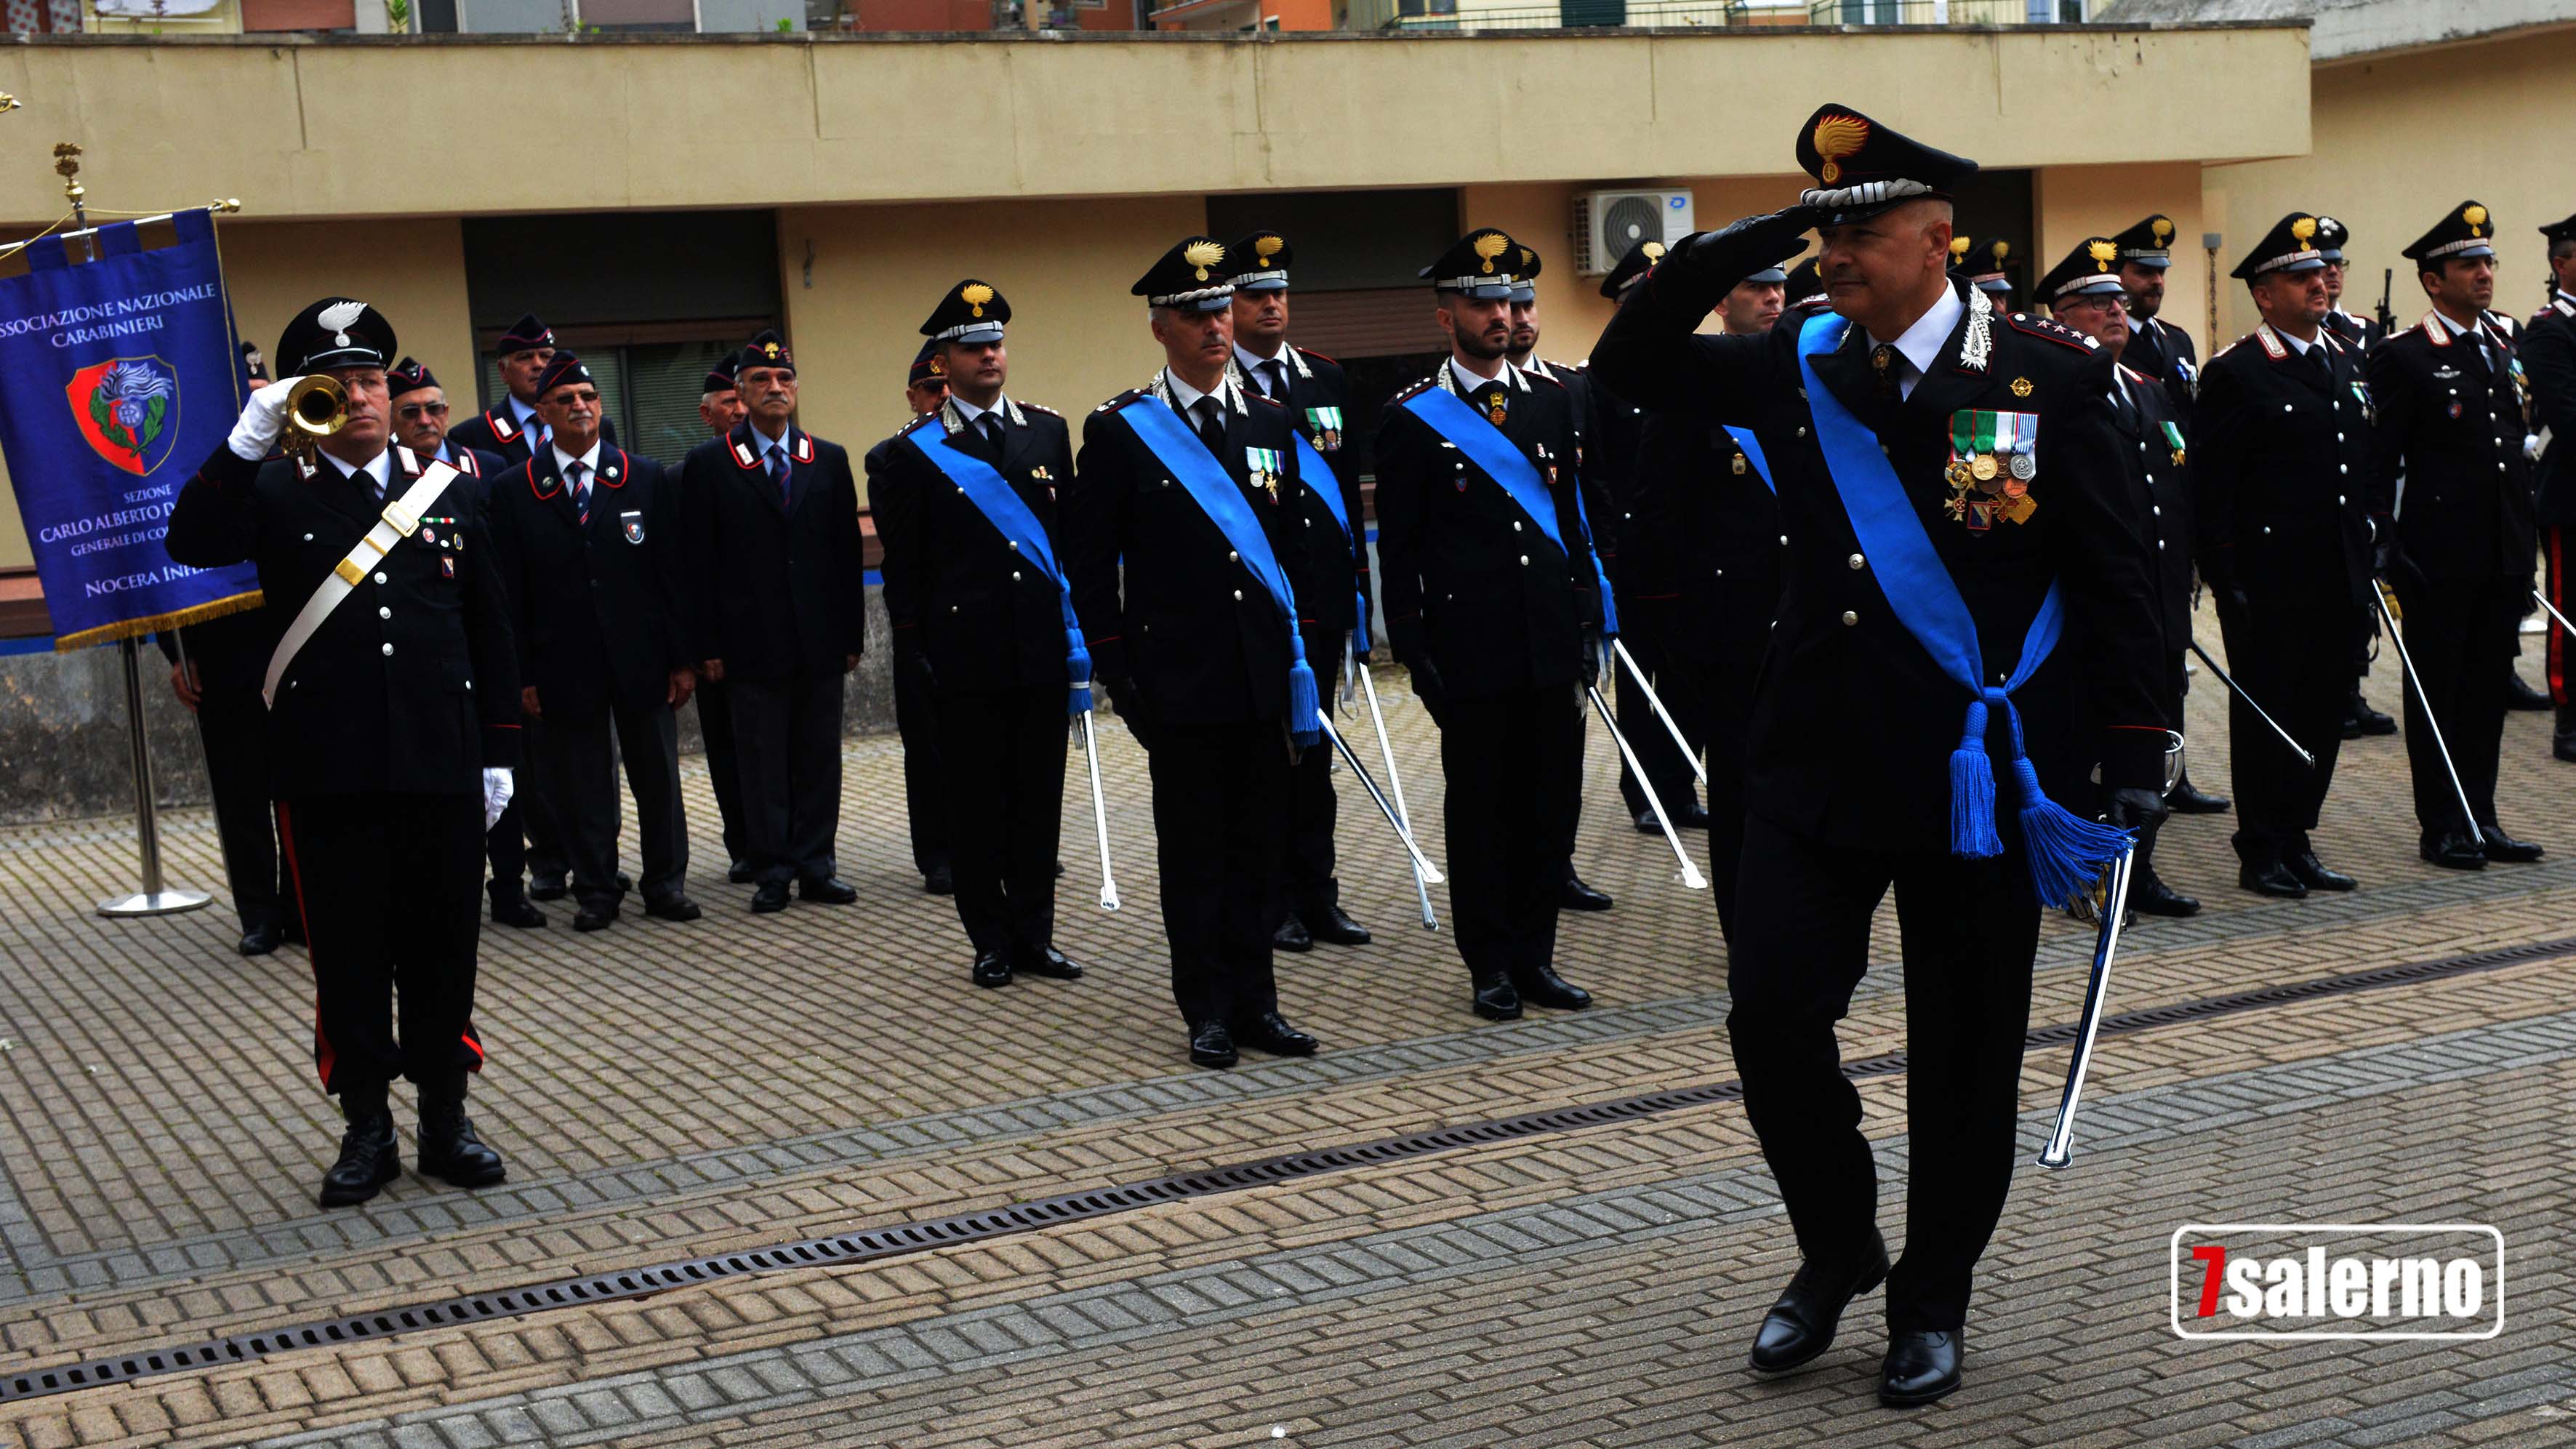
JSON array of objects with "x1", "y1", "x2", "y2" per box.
[
  {"x1": 1632, "y1": 808, "x2": 1665, "y2": 835},
  {"x1": 1559, "y1": 875, "x2": 1614, "y2": 912},
  {"x1": 750, "y1": 880, "x2": 791, "y2": 913},
  {"x1": 2420, "y1": 833, "x2": 2487, "y2": 871},
  {"x1": 1021, "y1": 945, "x2": 1083, "y2": 980},
  {"x1": 1235, "y1": 1011, "x2": 1319, "y2": 1056},
  {"x1": 1512, "y1": 963, "x2": 1592, "y2": 1011},
  {"x1": 2508, "y1": 673, "x2": 2553, "y2": 710},
  {"x1": 727, "y1": 859, "x2": 755, "y2": 884},
  {"x1": 971, "y1": 950, "x2": 1013, "y2": 989},
  {"x1": 644, "y1": 895, "x2": 702, "y2": 923},
  {"x1": 2132, "y1": 875, "x2": 2200, "y2": 918},
  {"x1": 798, "y1": 875, "x2": 859, "y2": 904},
  {"x1": 1189, "y1": 1020, "x2": 1237, "y2": 1069},
  {"x1": 1304, "y1": 904, "x2": 1371, "y2": 947},
  {"x1": 1272, "y1": 913, "x2": 1315, "y2": 952},
  {"x1": 571, "y1": 904, "x2": 616, "y2": 932},
  {"x1": 318, "y1": 1107, "x2": 401, "y2": 1208},
  {"x1": 1674, "y1": 803, "x2": 1712, "y2": 830},
  {"x1": 2238, "y1": 860, "x2": 2308, "y2": 899},
  {"x1": 2556, "y1": 735, "x2": 2576, "y2": 764},
  {"x1": 2348, "y1": 694, "x2": 2398, "y2": 736},
  {"x1": 238, "y1": 920, "x2": 283, "y2": 957},
  {"x1": 1879, "y1": 1328, "x2": 1963, "y2": 1407},
  {"x1": 491, "y1": 897, "x2": 547, "y2": 930},
  {"x1": 922, "y1": 864, "x2": 955, "y2": 896},
  {"x1": 2166, "y1": 774, "x2": 2231, "y2": 814},
  {"x1": 2480, "y1": 827, "x2": 2544, "y2": 863},
  {"x1": 1471, "y1": 974, "x2": 1523, "y2": 1021},
  {"x1": 614, "y1": 871, "x2": 633, "y2": 894},
  {"x1": 416, "y1": 1093, "x2": 506, "y2": 1188},
  {"x1": 528, "y1": 876, "x2": 569, "y2": 902},
  {"x1": 1747, "y1": 1229, "x2": 1890, "y2": 1373},
  {"x1": 1054, "y1": 859, "x2": 1067, "y2": 878},
  {"x1": 2284, "y1": 851, "x2": 2356, "y2": 892}
]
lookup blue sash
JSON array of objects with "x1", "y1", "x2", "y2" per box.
[
  {"x1": 1118, "y1": 396, "x2": 1320, "y2": 747},
  {"x1": 1401, "y1": 382, "x2": 1619, "y2": 637},
  {"x1": 1291, "y1": 430, "x2": 1371, "y2": 657},
  {"x1": 1793, "y1": 311, "x2": 2128, "y2": 907},
  {"x1": 906, "y1": 423, "x2": 1092, "y2": 713},
  {"x1": 1722, "y1": 425, "x2": 1775, "y2": 495}
]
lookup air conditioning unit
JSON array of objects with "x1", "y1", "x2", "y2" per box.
[{"x1": 1573, "y1": 189, "x2": 1696, "y2": 276}]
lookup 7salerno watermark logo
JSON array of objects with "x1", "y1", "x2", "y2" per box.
[{"x1": 2170, "y1": 1224, "x2": 2504, "y2": 1341}]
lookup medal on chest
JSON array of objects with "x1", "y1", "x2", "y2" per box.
[
  {"x1": 1944, "y1": 409, "x2": 2040, "y2": 529},
  {"x1": 1245, "y1": 446, "x2": 1285, "y2": 504}
]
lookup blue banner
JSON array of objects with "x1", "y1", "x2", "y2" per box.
[{"x1": 0, "y1": 210, "x2": 260, "y2": 649}]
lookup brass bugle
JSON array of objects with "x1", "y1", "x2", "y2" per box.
[{"x1": 281, "y1": 373, "x2": 348, "y2": 457}]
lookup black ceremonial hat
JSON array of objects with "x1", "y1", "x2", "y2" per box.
[
  {"x1": 740, "y1": 329, "x2": 795, "y2": 374},
  {"x1": 1133, "y1": 237, "x2": 1235, "y2": 313},
  {"x1": 2231, "y1": 213, "x2": 2329, "y2": 280},
  {"x1": 1226, "y1": 231, "x2": 1293, "y2": 292},
  {"x1": 385, "y1": 356, "x2": 439, "y2": 398},
  {"x1": 2403, "y1": 200, "x2": 2497, "y2": 265},
  {"x1": 2109, "y1": 214, "x2": 2180, "y2": 270},
  {"x1": 2538, "y1": 212, "x2": 2576, "y2": 245},
  {"x1": 276, "y1": 297, "x2": 396, "y2": 375},
  {"x1": 1783, "y1": 256, "x2": 1826, "y2": 310},
  {"x1": 2039, "y1": 237, "x2": 2130, "y2": 305},
  {"x1": 1965, "y1": 237, "x2": 2014, "y2": 294},
  {"x1": 496, "y1": 313, "x2": 554, "y2": 353},
  {"x1": 1510, "y1": 243, "x2": 1543, "y2": 303},
  {"x1": 2311, "y1": 214, "x2": 2351, "y2": 264},
  {"x1": 1794, "y1": 104, "x2": 1976, "y2": 227},
  {"x1": 533, "y1": 351, "x2": 593, "y2": 399},
  {"x1": 702, "y1": 353, "x2": 739, "y2": 394},
  {"x1": 908, "y1": 338, "x2": 944, "y2": 386},
  {"x1": 1597, "y1": 238, "x2": 1665, "y2": 300},
  {"x1": 1421, "y1": 228, "x2": 1524, "y2": 300},
  {"x1": 922, "y1": 279, "x2": 1008, "y2": 345}
]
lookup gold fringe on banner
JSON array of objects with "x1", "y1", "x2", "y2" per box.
[{"x1": 51, "y1": 589, "x2": 264, "y2": 652}]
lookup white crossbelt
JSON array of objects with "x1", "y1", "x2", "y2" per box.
[{"x1": 262, "y1": 459, "x2": 462, "y2": 710}]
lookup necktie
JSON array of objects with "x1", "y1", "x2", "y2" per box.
[
  {"x1": 364, "y1": 463, "x2": 384, "y2": 506},
  {"x1": 1194, "y1": 398, "x2": 1226, "y2": 454},
  {"x1": 1264, "y1": 359, "x2": 1288, "y2": 400},
  {"x1": 1871, "y1": 342, "x2": 1900, "y2": 398},
  {"x1": 767, "y1": 443, "x2": 790, "y2": 505},
  {"x1": 2309, "y1": 344, "x2": 2332, "y2": 385},
  {"x1": 568, "y1": 460, "x2": 590, "y2": 526},
  {"x1": 979, "y1": 413, "x2": 1006, "y2": 451},
  {"x1": 2111, "y1": 380, "x2": 2139, "y2": 432}
]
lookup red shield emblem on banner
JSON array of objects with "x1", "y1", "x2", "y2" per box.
[{"x1": 66, "y1": 356, "x2": 182, "y2": 477}]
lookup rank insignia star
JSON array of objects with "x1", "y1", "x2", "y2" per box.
[{"x1": 2010, "y1": 377, "x2": 2034, "y2": 398}]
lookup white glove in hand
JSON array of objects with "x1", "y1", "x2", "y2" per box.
[
  {"x1": 481, "y1": 766, "x2": 515, "y2": 832},
  {"x1": 229, "y1": 375, "x2": 302, "y2": 461}
]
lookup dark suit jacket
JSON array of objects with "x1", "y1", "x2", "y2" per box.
[
  {"x1": 447, "y1": 400, "x2": 619, "y2": 468},
  {"x1": 2367, "y1": 311, "x2": 2537, "y2": 586},
  {"x1": 488, "y1": 443, "x2": 687, "y2": 717},
  {"x1": 2528, "y1": 292, "x2": 2576, "y2": 528},
  {"x1": 867, "y1": 398, "x2": 1080, "y2": 695},
  {"x1": 678, "y1": 422, "x2": 867, "y2": 681},
  {"x1": 1233, "y1": 345, "x2": 1371, "y2": 639},
  {"x1": 2194, "y1": 322, "x2": 2376, "y2": 611},
  {"x1": 2110, "y1": 362, "x2": 2198, "y2": 650},
  {"x1": 165, "y1": 443, "x2": 520, "y2": 797}
]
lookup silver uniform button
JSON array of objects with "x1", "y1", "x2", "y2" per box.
[
  {"x1": 2157, "y1": 539, "x2": 2167, "y2": 550},
  {"x1": 1008, "y1": 540, "x2": 1019, "y2": 550},
  {"x1": 1228, "y1": 550, "x2": 1238, "y2": 562},
  {"x1": 1797, "y1": 426, "x2": 1809, "y2": 437},
  {"x1": 1840, "y1": 610, "x2": 1858, "y2": 627},
  {"x1": 1232, "y1": 590, "x2": 1244, "y2": 601},
  {"x1": 302, "y1": 532, "x2": 314, "y2": 542},
  {"x1": 381, "y1": 643, "x2": 394, "y2": 657},
  {"x1": 1779, "y1": 534, "x2": 1789, "y2": 547},
  {"x1": 2337, "y1": 494, "x2": 2346, "y2": 505},
  {"x1": 1514, "y1": 521, "x2": 1523, "y2": 532},
  {"x1": 1012, "y1": 571, "x2": 1022, "y2": 581},
  {"x1": 2283, "y1": 404, "x2": 2293, "y2": 413},
  {"x1": 1520, "y1": 555, "x2": 1530, "y2": 566},
  {"x1": 374, "y1": 572, "x2": 388, "y2": 585},
  {"x1": 2151, "y1": 505, "x2": 2161, "y2": 517},
  {"x1": 378, "y1": 606, "x2": 391, "y2": 619},
  {"x1": 1847, "y1": 553, "x2": 1864, "y2": 570}
]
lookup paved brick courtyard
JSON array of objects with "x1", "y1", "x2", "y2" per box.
[{"x1": 0, "y1": 622, "x2": 2570, "y2": 1448}]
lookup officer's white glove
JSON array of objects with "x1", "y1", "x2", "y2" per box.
[
  {"x1": 2528, "y1": 433, "x2": 2547, "y2": 462},
  {"x1": 481, "y1": 766, "x2": 515, "y2": 832},
  {"x1": 229, "y1": 375, "x2": 302, "y2": 462}
]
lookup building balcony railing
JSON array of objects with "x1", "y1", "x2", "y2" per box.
[{"x1": 1377, "y1": 0, "x2": 2071, "y2": 31}]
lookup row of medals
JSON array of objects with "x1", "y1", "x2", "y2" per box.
[{"x1": 1944, "y1": 449, "x2": 2037, "y2": 524}]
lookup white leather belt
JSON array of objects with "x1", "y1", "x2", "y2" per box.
[{"x1": 262, "y1": 459, "x2": 462, "y2": 710}]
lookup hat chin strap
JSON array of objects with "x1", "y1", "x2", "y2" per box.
[{"x1": 1802, "y1": 178, "x2": 1935, "y2": 212}]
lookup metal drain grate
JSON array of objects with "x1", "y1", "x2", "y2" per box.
[{"x1": 4, "y1": 932, "x2": 2563, "y2": 1405}]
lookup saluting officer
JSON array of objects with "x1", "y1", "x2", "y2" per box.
[
  {"x1": 1065, "y1": 236, "x2": 1325, "y2": 1070},
  {"x1": 487, "y1": 353, "x2": 703, "y2": 930},
  {"x1": 1378, "y1": 228, "x2": 1610, "y2": 1024},
  {"x1": 2040, "y1": 237, "x2": 2202, "y2": 918},
  {"x1": 1219, "y1": 231, "x2": 1376, "y2": 952},
  {"x1": 445, "y1": 313, "x2": 619, "y2": 464},
  {"x1": 2196, "y1": 214, "x2": 2375, "y2": 898},
  {"x1": 166, "y1": 297, "x2": 517, "y2": 1208},
  {"x1": 682, "y1": 332, "x2": 868, "y2": 912},
  {"x1": 864, "y1": 341, "x2": 958, "y2": 897},
  {"x1": 683, "y1": 351, "x2": 755, "y2": 883},
  {"x1": 872, "y1": 282, "x2": 1085, "y2": 990},
  {"x1": 2367, "y1": 202, "x2": 2546, "y2": 869},
  {"x1": 2530, "y1": 212, "x2": 2576, "y2": 761},
  {"x1": 1591, "y1": 108, "x2": 2167, "y2": 1407}
]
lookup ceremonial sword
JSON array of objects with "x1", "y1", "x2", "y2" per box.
[
  {"x1": 1314, "y1": 710, "x2": 1445, "y2": 888},
  {"x1": 2186, "y1": 638, "x2": 2315, "y2": 768},
  {"x1": 1350, "y1": 635, "x2": 1440, "y2": 931},
  {"x1": 1586, "y1": 644, "x2": 1706, "y2": 891},
  {"x1": 1610, "y1": 636, "x2": 1707, "y2": 787},
  {"x1": 2370, "y1": 579, "x2": 2483, "y2": 848},
  {"x1": 1075, "y1": 699, "x2": 1120, "y2": 912}
]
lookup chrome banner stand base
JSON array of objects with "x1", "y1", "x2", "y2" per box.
[{"x1": 97, "y1": 636, "x2": 209, "y2": 918}]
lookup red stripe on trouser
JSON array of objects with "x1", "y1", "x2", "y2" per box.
[
  {"x1": 461, "y1": 1026, "x2": 485, "y2": 1069},
  {"x1": 274, "y1": 801, "x2": 333, "y2": 1089},
  {"x1": 2552, "y1": 528, "x2": 2569, "y2": 705}
]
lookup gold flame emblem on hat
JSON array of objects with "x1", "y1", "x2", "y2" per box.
[
  {"x1": 2292, "y1": 216, "x2": 2317, "y2": 244},
  {"x1": 960, "y1": 281, "x2": 994, "y2": 318},
  {"x1": 760, "y1": 340, "x2": 783, "y2": 360},
  {"x1": 1642, "y1": 241, "x2": 1665, "y2": 261},
  {"x1": 2463, "y1": 203, "x2": 2487, "y2": 237},
  {"x1": 1474, "y1": 233, "x2": 1509, "y2": 275},
  {"x1": 1991, "y1": 240, "x2": 2010, "y2": 262},
  {"x1": 2151, "y1": 217, "x2": 2173, "y2": 243},
  {"x1": 1184, "y1": 239, "x2": 1225, "y2": 281},
  {"x1": 1256, "y1": 235, "x2": 1283, "y2": 262},
  {"x1": 1813, "y1": 113, "x2": 1868, "y2": 187},
  {"x1": 1951, "y1": 236, "x2": 1973, "y2": 262},
  {"x1": 2089, "y1": 238, "x2": 2117, "y2": 270},
  {"x1": 928, "y1": 355, "x2": 946, "y2": 376}
]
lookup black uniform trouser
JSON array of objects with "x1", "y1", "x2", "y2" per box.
[
  {"x1": 1279, "y1": 629, "x2": 1345, "y2": 923},
  {"x1": 1146, "y1": 720, "x2": 1289, "y2": 1029},
  {"x1": 486, "y1": 717, "x2": 569, "y2": 903},
  {"x1": 1728, "y1": 810, "x2": 2039, "y2": 1335},
  {"x1": 1442, "y1": 685, "x2": 1584, "y2": 984},
  {"x1": 275, "y1": 792, "x2": 486, "y2": 1101},
  {"x1": 2216, "y1": 593, "x2": 2348, "y2": 863},
  {"x1": 694, "y1": 677, "x2": 749, "y2": 867},
  {"x1": 890, "y1": 657, "x2": 952, "y2": 879},
  {"x1": 1613, "y1": 600, "x2": 1703, "y2": 824},
  {"x1": 1694, "y1": 610, "x2": 1770, "y2": 944},
  {"x1": 194, "y1": 682, "x2": 294, "y2": 934},
  {"x1": 936, "y1": 683, "x2": 1065, "y2": 959},
  {"x1": 538, "y1": 698, "x2": 689, "y2": 910},
  {"x1": 2351, "y1": 607, "x2": 2378, "y2": 699},
  {"x1": 2388, "y1": 573, "x2": 2521, "y2": 836},
  {"x1": 729, "y1": 670, "x2": 844, "y2": 885}
]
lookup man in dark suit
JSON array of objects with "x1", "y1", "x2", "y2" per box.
[
  {"x1": 2196, "y1": 214, "x2": 2377, "y2": 898},
  {"x1": 2042, "y1": 236, "x2": 2201, "y2": 917},
  {"x1": 488, "y1": 353, "x2": 702, "y2": 931},
  {"x1": 160, "y1": 609, "x2": 302, "y2": 955},
  {"x1": 873, "y1": 282, "x2": 1083, "y2": 988},
  {"x1": 1590, "y1": 109, "x2": 2168, "y2": 1405},
  {"x1": 1379, "y1": 228, "x2": 1610, "y2": 1026},
  {"x1": 864, "y1": 342, "x2": 958, "y2": 897},
  {"x1": 166, "y1": 297, "x2": 517, "y2": 1208},
  {"x1": 2530, "y1": 212, "x2": 2576, "y2": 761},
  {"x1": 1066, "y1": 236, "x2": 1326, "y2": 1070},
  {"x1": 444, "y1": 312, "x2": 617, "y2": 465},
  {"x1": 2367, "y1": 202, "x2": 2545, "y2": 870},
  {"x1": 683, "y1": 353, "x2": 755, "y2": 883},
  {"x1": 683, "y1": 332, "x2": 866, "y2": 912},
  {"x1": 1221, "y1": 231, "x2": 1374, "y2": 952}
]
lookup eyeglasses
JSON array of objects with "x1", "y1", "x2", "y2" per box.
[
  {"x1": 397, "y1": 402, "x2": 450, "y2": 420},
  {"x1": 550, "y1": 389, "x2": 602, "y2": 406}
]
